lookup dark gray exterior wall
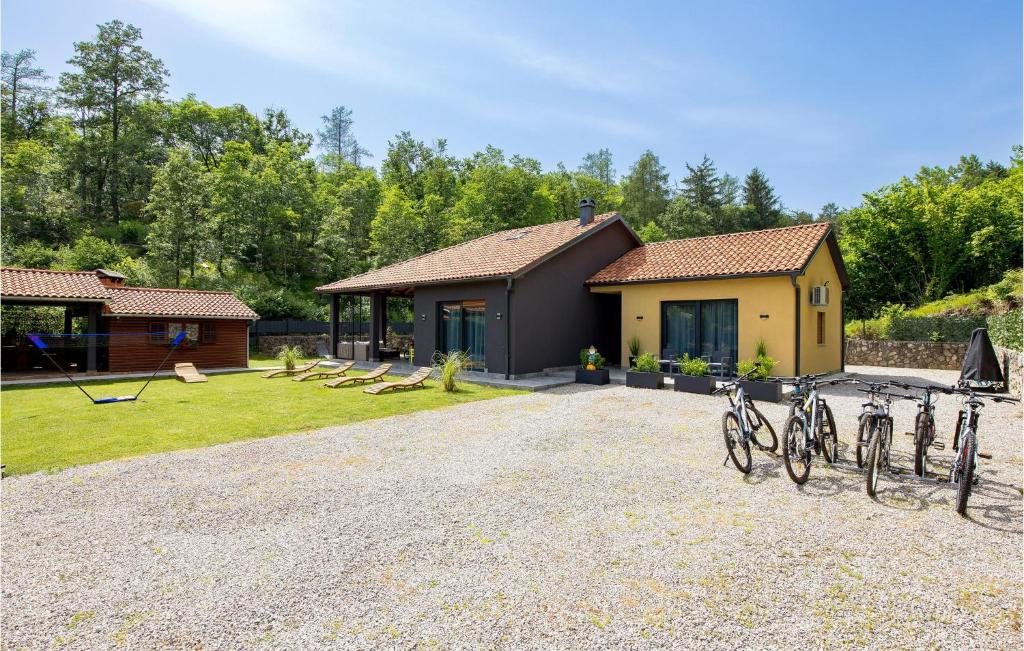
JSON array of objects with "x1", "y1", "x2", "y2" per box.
[
  {"x1": 509, "y1": 221, "x2": 636, "y2": 375},
  {"x1": 412, "y1": 279, "x2": 509, "y2": 375}
]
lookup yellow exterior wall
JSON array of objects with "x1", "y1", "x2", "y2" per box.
[
  {"x1": 796, "y1": 246, "x2": 844, "y2": 374},
  {"x1": 591, "y1": 245, "x2": 845, "y2": 376},
  {"x1": 592, "y1": 275, "x2": 800, "y2": 376}
]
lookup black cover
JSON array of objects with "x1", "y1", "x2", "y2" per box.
[{"x1": 959, "y1": 328, "x2": 1005, "y2": 389}]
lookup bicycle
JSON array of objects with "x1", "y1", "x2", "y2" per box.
[
  {"x1": 890, "y1": 381, "x2": 954, "y2": 477},
  {"x1": 780, "y1": 373, "x2": 847, "y2": 484},
  {"x1": 858, "y1": 385, "x2": 918, "y2": 498},
  {"x1": 714, "y1": 365, "x2": 779, "y2": 473},
  {"x1": 850, "y1": 381, "x2": 892, "y2": 469},
  {"x1": 947, "y1": 388, "x2": 1019, "y2": 516}
]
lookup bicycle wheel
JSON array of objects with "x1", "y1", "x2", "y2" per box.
[
  {"x1": 819, "y1": 404, "x2": 839, "y2": 464},
  {"x1": 782, "y1": 416, "x2": 811, "y2": 484},
  {"x1": 856, "y1": 414, "x2": 872, "y2": 469},
  {"x1": 913, "y1": 412, "x2": 930, "y2": 477},
  {"x1": 955, "y1": 431, "x2": 975, "y2": 516},
  {"x1": 747, "y1": 405, "x2": 778, "y2": 453},
  {"x1": 865, "y1": 422, "x2": 882, "y2": 498},
  {"x1": 722, "y1": 412, "x2": 751, "y2": 474}
]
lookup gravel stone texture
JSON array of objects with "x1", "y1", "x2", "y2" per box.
[{"x1": 2, "y1": 365, "x2": 1022, "y2": 649}]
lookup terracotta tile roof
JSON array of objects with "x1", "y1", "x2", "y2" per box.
[
  {"x1": 106, "y1": 287, "x2": 260, "y2": 319},
  {"x1": 587, "y1": 222, "x2": 833, "y2": 285},
  {"x1": 317, "y1": 213, "x2": 628, "y2": 293},
  {"x1": 0, "y1": 267, "x2": 110, "y2": 300},
  {"x1": 1, "y1": 267, "x2": 259, "y2": 319}
]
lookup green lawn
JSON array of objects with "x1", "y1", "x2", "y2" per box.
[{"x1": 0, "y1": 370, "x2": 522, "y2": 476}]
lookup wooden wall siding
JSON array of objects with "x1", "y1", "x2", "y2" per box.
[{"x1": 106, "y1": 318, "x2": 248, "y2": 372}]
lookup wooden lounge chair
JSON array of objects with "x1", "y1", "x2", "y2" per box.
[
  {"x1": 174, "y1": 362, "x2": 208, "y2": 383},
  {"x1": 262, "y1": 360, "x2": 319, "y2": 379},
  {"x1": 324, "y1": 363, "x2": 392, "y2": 388},
  {"x1": 292, "y1": 360, "x2": 355, "y2": 382},
  {"x1": 363, "y1": 367, "x2": 432, "y2": 395}
]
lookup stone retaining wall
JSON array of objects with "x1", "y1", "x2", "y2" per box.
[
  {"x1": 845, "y1": 339, "x2": 1023, "y2": 396},
  {"x1": 257, "y1": 335, "x2": 327, "y2": 357},
  {"x1": 845, "y1": 340, "x2": 968, "y2": 370}
]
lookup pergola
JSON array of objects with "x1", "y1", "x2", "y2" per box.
[{"x1": 325, "y1": 286, "x2": 413, "y2": 362}]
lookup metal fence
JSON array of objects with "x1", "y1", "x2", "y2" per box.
[{"x1": 250, "y1": 319, "x2": 413, "y2": 338}]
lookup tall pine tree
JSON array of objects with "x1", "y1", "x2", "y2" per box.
[
  {"x1": 742, "y1": 167, "x2": 780, "y2": 230},
  {"x1": 621, "y1": 150, "x2": 669, "y2": 227}
]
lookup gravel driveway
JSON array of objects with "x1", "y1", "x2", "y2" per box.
[{"x1": 2, "y1": 366, "x2": 1021, "y2": 649}]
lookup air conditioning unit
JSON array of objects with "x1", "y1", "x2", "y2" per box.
[{"x1": 810, "y1": 286, "x2": 829, "y2": 306}]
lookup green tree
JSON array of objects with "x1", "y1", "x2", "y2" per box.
[
  {"x1": 1, "y1": 139, "x2": 73, "y2": 248},
  {"x1": 1, "y1": 49, "x2": 50, "y2": 140},
  {"x1": 680, "y1": 154, "x2": 722, "y2": 213},
  {"x1": 144, "y1": 150, "x2": 211, "y2": 286},
  {"x1": 58, "y1": 20, "x2": 168, "y2": 222},
  {"x1": 636, "y1": 220, "x2": 668, "y2": 243},
  {"x1": 579, "y1": 148, "x2": 616, "y2": 187},
  {"x1": 317, "y1": 105, "x2": 371, "y2": 170},
  {"x1": 621, "y1": 150, "x2": 669, "y2": 227},
  {"x1": 167, "y1": 95, "x2": 263, "y2": 170},
  {"x1": 370, "y1": 185, "x2": 422, "y2": 266},
  {"x1": 741, "y1": 167, "x2": 781, "y2": 230}
]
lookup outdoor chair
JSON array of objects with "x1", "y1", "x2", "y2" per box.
[
  {"x1": 292, "y1": 360, "x2": 354, "y2": 382},
  {"x1": 324, "y1": 363, "x2": 393, "y2": 388},
  {"x1": 174, "y1": 362, "x2": 208, "y2": 383},
  {"x1": 262, "y1": 360, "x2": 319, "y2": 379},
  {"x1": 363, "y1": 367, "x2": 432, "y2": 395},
  {"x1": 315, "y1": 339, "x2": 330, "y2": 358},
  {"x1": 660, "y1": 348, "x2": 680, "y2": 374},
  {"x1": 707, "y1": 352, "x2": 733, "y2": 378}
]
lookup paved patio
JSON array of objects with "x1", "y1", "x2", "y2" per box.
[{"x1": 2, "y1": 366, "x2": 1021, "y2": 648}]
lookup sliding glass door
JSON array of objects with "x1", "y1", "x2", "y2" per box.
[
  {"x1": 661, "y1": 299, "x2": 738, "y2": 370},
  {"x1": 439, "y1": 300, "x2": 486, "y2": 370}
]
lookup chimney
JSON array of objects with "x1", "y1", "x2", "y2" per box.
[
  {"x1": 95, "y1": 268, "x2": 127, "y2": 288},
  {"x1": 578, "y1": 198, "x2": 596, "y2": 226}
]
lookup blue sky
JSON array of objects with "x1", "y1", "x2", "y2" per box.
[{"x1": 2, "y1": 0, "x2": 1021, "y2": 212}]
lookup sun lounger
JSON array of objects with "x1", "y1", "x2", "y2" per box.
[
  {"x1": 324, "y1": 363, "x2": 392, "y2": 388},
  {"x1": 292, "y1": 360, "x2": 355, "y2": 382},
  {"x1": 363, "y1": 367, "x2": 432, "y2": 395},
  {"x1": 174, "y1": 362, "x2": 208, "y2": 383},
  {"x1": 262, "y1": 360, "x2": 319, "y2": 379}
]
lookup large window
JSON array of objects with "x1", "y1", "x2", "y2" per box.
[
  {"x1": 661, "y1": 300, "x2": 738, "y2": 370},
  {"x1": 439, "y1": 300, "x2": 486, "y2": 370}
]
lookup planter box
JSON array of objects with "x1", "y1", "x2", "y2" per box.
[
  {"x1": 672, "y1": 374, "x2": 716, "y2": 394},
  {"x1": 626, "y1": 371, "x2": 664, "y2": 390},
  {"x1": 740, "y1": 379, "x2": 782, "y2": 403},
  {"x1": 575, "y1": 368, "x2": 610, "y2": 385}
]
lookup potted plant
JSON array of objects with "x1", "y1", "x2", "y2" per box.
[
  {"x1": 626, "y1": 352, "x2": 664, "y2": 389},
  {"x1": 672, "y1": 354, "x2": 715, "y2": 394},
  {"x1": 627, "y1": 335, "x2": 641, "y2": 368},
  {"x1": 575, "y1": 346, "x2": 610, "y2": 385},
  {"x1": 737, "y1": 354, "x2": 781, "y2": 402}
]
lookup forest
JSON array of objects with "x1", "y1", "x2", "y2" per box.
[{"x1": 2, "y1": 20, "x2": 1021, "y2": 322}]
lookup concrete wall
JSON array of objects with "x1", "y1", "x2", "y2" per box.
[{"x1": 795, "y1": 245, "x2": 844, "y2": 374}]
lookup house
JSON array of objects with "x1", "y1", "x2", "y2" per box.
[
  {"x1": 315, "y1": 200, "x2": 640, "y2": 377},
  {"x1": 587, "y1": 222, "x2": 849, "y2": 376},
  {"x1": 316, "y1": 201, "x2": 849, "y2": 379},
  {"x1": 1, "y1": 268, "x2": 259, "y2": 374}
]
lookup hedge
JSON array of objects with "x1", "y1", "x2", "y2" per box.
[{"x1": 988, "y1": 309, "x2": 1023, "y2": 351}]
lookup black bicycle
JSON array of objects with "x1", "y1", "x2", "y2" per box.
[
  {"x1": 891, "y1": 381, "x2": 954, "y2": 477},
  {"x1": 780, "y1": 374, "x2": 846, "y2": 484},
  {"x1": 714, "y1": 365, "x2": 779, "y2": 473},
  {"x1": 947, "y1": 388, "x2": 1019, "y2": 516},
  {"x1": 858, "y1": 385, "x2": 918, "y2": 498}
]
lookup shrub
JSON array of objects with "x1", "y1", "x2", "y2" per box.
[
  {"x1": 755, "y1": 338, "x2": 769, "y2": 358},
  {"x1": 677, "y1": 354, "x2": 709, "y2": 377},
  {"x1": 433, "y1": 350, "x2": 468, "y2": 392},
  {"x1": 986, "y1": 269, "x2": 1022, "y2": 308},
  {"x1": 275, "y1": 344, "x2": 304, "y2": 370},
  {"x1": 632, "y1": 352, "x2": 660, "y2": 373},
  {"x1": 988, "y1": 309, "x2": 1023, "y2": 351},
  {"x1": 737, "y1": 355, "x2": 777, "y2": 381},
  {"x1": 579, "y1": 348, "x2": 606, "y2": 369}
]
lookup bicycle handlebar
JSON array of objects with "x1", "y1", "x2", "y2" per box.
[{"x1": 856, "y1": 387, "x2": 918, "y2": 402}]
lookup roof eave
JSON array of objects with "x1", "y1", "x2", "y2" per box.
[
  {"x1": 587, "y1": 270, "x2": 802, "y2": 287},
  {"x1": 105, "y1": 313, "x2": 259, "y2": 320}
]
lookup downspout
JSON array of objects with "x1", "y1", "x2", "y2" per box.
[
  {"x1": 504, "y1": 276, "x2": 513, "y2": 380},
  {"x1": 791, "y1": 273, "x2": 801, "y2": 376}
]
